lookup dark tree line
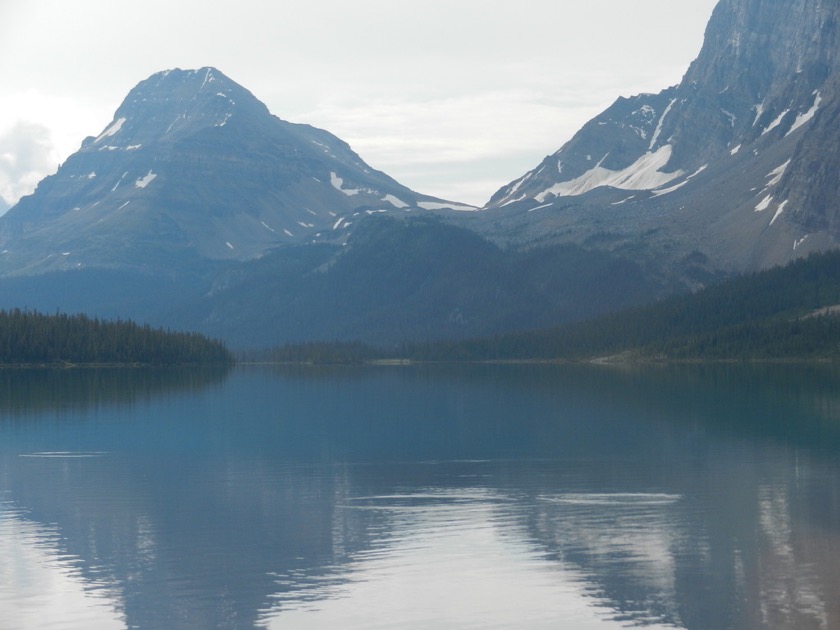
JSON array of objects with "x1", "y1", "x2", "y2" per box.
[{"x1": 0, "y1": 309, "x2": 233, "y2": 366}]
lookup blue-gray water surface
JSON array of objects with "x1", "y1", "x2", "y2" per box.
[{"x1": 1, "y1": 363, "x2": 839, "y2": 629}]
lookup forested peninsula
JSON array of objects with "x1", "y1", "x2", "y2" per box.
[{"x1": 0, "y1": 309, "x2": 233, "y2": 366}]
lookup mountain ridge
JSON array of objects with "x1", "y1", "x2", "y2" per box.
[
  {"x1": 481, "y1": 0, "x2": 840, "y2": 275},
  {"x1": 0, "y1": 67, "x2": 472, "y2": 276}
]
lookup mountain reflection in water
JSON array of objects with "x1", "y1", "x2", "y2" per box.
[{"x1": 1, "y1": 364, "x2": 839, "y2": 629}]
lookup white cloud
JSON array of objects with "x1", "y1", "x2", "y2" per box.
[
  {"x1": 0, "y1": 121, "x2": 59, "y2": 209},
  {"x1": 300, "y1": 90, "x2": 609, "y2": 204},
  {"x1": 0, "y1": 511, "x2": 124, "y2": 629},
  {"x1": 0, "y1": 89, "x2": 111, "y2": 211}
]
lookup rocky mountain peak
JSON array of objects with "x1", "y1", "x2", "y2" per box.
[
  {"x1": 82, "y1": 67, "x2": 262, "y2": 150},
  {"x1": 0, "y1": 68, "x2": 471, "y2": 276},
  {"x1": 664, "y1": 0, "x2": 840, "y2": 168},
  {"x1": 489, "y1": 0, "x2": 840, "y2": 209},
  {"x1": 689, "y1": 0, "x2": 840, "y2": 91},
  {"x1": 483, "y1": 0, "x2": 840, "y2": 273}
]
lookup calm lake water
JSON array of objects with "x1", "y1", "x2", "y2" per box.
[{"x1": 1, "y1": 363, "x2": 840, "y2": 629}]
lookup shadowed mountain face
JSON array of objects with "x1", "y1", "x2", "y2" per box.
[
  {"x1": 483, "y1": 0, "x2": 840, "y2": 273},
  {"x1": 0, "y1": 67, "x2": 472, "y2": 277}
]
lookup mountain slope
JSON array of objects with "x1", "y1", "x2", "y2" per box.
[
  {"x1": 0, "y1": 215, "x2": 663, "y2": 349},
  {"x1": 483, "y1": 0, "x2": 840, "y2": 274},
  {"x1": 0, "y1": 67, "x2": 472, "y2": 276},
  {"x1": 401, "y1": 250, "x2": 840, "y2": 362},
  {"x1": 163, "y1": 216, "x2": 663, "y2": 348}
]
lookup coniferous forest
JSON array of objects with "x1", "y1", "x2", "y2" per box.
[
  {"x1": 250, "y1": 250, "x2": 840, "y2": 364},
  {"x1": 0, "y1": 309, "x2": 233, "y2": 366},
  {"x1": 404, "y1": 250, "x2": 840, "y2": 362}
]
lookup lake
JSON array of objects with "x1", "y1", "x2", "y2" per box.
[{"x1": 1, "y1": 363, "x2": 839, "y2": 629}]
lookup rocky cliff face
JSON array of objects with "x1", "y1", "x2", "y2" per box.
[
  {"x1": 777, "y1": 71, "x2": 840, "y2": 236},
  {"x1": 670, "y1": 0, "x2": 840, "y2": 167},
  {"x1": 485, "y1": 0, "x2": 840, "y2": 272},
  {"x1": 0, "y1": 68, "x2": 471, "y2": 276}
]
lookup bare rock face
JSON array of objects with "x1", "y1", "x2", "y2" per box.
[
  {"x1": 0, "y1": 68, "x2": 468, "y2": 276},
  {"x1": 486, "y1": 0, "x2": 840, "y2": 271},
  {"x1": 670, "y1": 0, "x2": 840, "y2": 166},
  {"x1": 778, "y1": 72, "x2": 840, "y2": 236}
]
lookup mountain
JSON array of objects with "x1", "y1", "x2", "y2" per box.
[
  {"x1": 167, "y1": 216, "x2": 662, "y2": 347},
  {"x1": 0, "y1": 67, "x2": 472, "y2": 276},
  {"x1": 481, "y1": 0, "x2": 840, "y2": 275},
  {"x1": 0, "y1": 213, "x2": 664, "y2": 348},
  {"x1": 3, "y1": 0, "x2": 840, "y2": 350},
  {"x1": 400, "y1": 250, "x2": 840, "y2": 363},
  {"x1": 0, "y1": 68, "x2": 656, "y2": 348}
]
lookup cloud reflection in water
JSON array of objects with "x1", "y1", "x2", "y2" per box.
[{"x1": 258, "y1": 488, "x2": 682, "y2": 629}]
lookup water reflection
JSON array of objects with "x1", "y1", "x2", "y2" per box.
[
  {"x1": 259, "y1": 487, "x2": 677, "y2": 630},
  {"x1": 0, "y1": 364, "x2": 839, "y2": 629},
  {"x1": 0, "y1": 502, "x2": 124, "y2": 629},
  {"x1": 0, "y1": 366, "x2": 230, "y2": 417}
]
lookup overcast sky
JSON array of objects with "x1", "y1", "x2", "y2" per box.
[{"x1": 0, "y1": 0, "x2": 718, "y2": 210}]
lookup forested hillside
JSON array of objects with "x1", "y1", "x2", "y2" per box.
[
  {"x1": 406, "y1": 251, "x2": 840, "y2": 362},
  {"x1": 0, "y1": 309, "x2": 233, "y2": 366},
  {"x1": 251, "y1": 250, "x2": 840, "y2": 363}
]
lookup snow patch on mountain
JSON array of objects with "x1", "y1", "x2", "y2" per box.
[
  {"x1": 94, "y1": 118, "x2": 126, "y2": 144},
  {"x1": 649, "y1": 99, "x2": 676, "y2": 150},
  {"x1": 770, "y1": 200, "x2": 789, "y2": 226},
  {"x1": 651, "y1": 164, "x2": 708, "y2": 197},
  {"x1": 755, "y1": 195, "x2": 774, "y2": 212},
  {"x1": 200, "y1": 68, "x2": 215, "y2": 89},
  {"x1": 753, "y1": 103, "x2": 765, "y2": 126},
  {"x1": 762, "y1": 110, "x2": 790, "y2": 135},
  {"x1": 417, "y1": 200, "x2": 478, "y2": 212},
  {"x1": 111, "y1": 172, "x2": 129, "y2": 192},
  {"x1": 330, "y1": 172, "x2": 361, "y2": 196},
  {"x1": 765, "y1": 160, "x2": 790, "y2": 188},
  {"x1": 382, "y1": 194, "x2": 408, "y2": 209},
  {"x1": 527, "y1": 203, "x2": 554, "y2": 213},
  {"x1": 135, "y1": 171, "x2": 157, "y2": 188},
  {"x1": 499, "y1": 174, "x2": 529, "y2": 204},
  {"x1": 787, "y1": 92, "x2": 822, "y2": 135},
  {"x1": 501, "y1": 194, "x2": 527, "y2": 207},
  {"x1": 535, "y1": 145, "x2": 684, "y2": 201}
]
